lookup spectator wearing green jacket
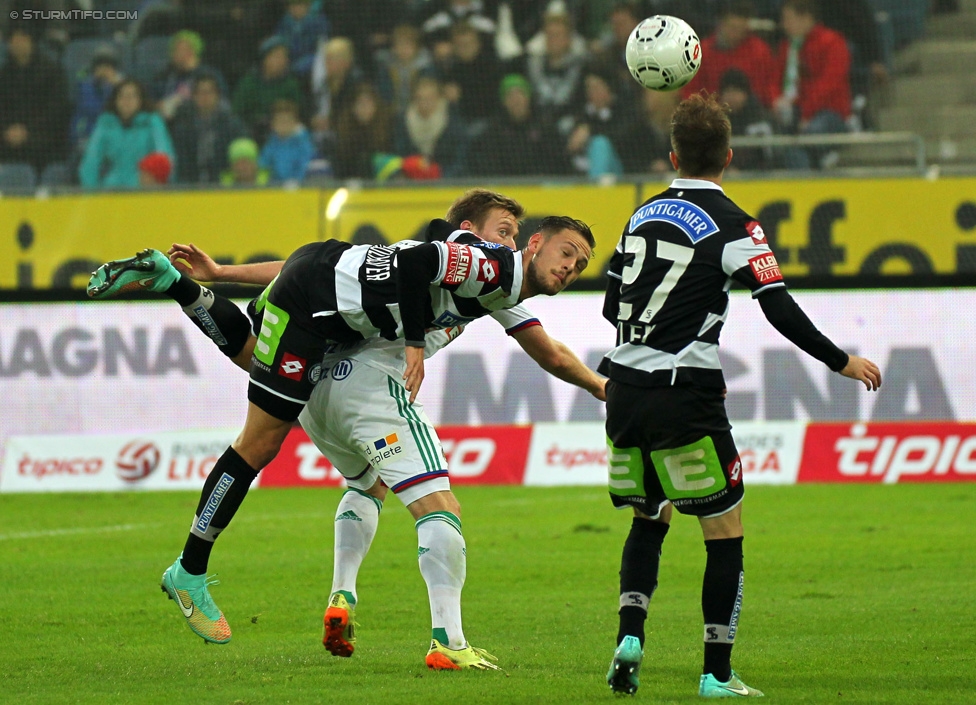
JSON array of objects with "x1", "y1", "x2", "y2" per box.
[
  {"x1": 232, "y1": 36, "x2": 305, "y2": 140},
  {"x1": 79, "y1": 79, "x2": 176, "y2": 189}
]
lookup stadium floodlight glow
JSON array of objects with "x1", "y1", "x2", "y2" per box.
[{"x1": 326, "y1": 187, "x2": 349, "y2": 221}]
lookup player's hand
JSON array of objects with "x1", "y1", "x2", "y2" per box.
[
  {"x1": 591, "y1": 377, "x2": 607, "y2": 402},
  {"x1": 840, "y1": 355, "x2": 882, "y2": 391},
  {"x1": 167, "y1": 242, "x2": 222, "y2": 281},
  {"x1": 403, "y1": 345, "x2": 426, "y2": 404}
]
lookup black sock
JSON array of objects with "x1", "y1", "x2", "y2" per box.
[
  {"x1": 617, "y1": 517, "x2": 670, "y2": 648},
  {"x1": 179, "y1": 447, "x2": 259, "y2": 575},
  {"x1": 702, "y1": 537, "x2": 744, "y2": 682},
  {"x1": 176, "y1": 283, "x2": 253, "y2": 358}
]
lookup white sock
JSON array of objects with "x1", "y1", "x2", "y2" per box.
[
  {"x1": 331, "y1": 490, "x2": 381, "y2": 603},
  {"x1": 416, "y1": 511, "x2": 466, "y2": 650}
]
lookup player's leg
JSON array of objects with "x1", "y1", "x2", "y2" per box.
[
  {"x1": 696, "y1": 497, "x2": 761, "y2": 697},
  {"x1": 87, "y1": 248, "x2": 254, "y2": 368},
  {"x1": 604, "y1": 380, "x2": 673, "y2": 694},
  {"x1": 162, "y1": 258, "x2": 327, "y2": 643}
]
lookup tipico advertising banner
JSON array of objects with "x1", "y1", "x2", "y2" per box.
[{"x1": 2, "y1": 289, "x2": 976, "y2": 472}]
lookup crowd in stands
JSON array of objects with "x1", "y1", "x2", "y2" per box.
[{"x1": 0, "y1": 0, "x2": 937, "y2": 190}]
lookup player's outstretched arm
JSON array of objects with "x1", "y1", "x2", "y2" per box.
[
  {"x1": 512, "y1": 325, "x2": 607, "y2": 400},
  {"x1": 839, "y1": 355, "x2": 882, "y2": 391},
  {"x1": 167, "y1": 242, "x2": 284, "y2": 285}
]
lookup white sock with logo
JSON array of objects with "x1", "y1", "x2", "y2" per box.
[
  {"x1": 331, "y1": 489, "x2": 381, "y2": 602},
  {"x1": 416, "y1": 511, "x2": 466, "y2": 650}
]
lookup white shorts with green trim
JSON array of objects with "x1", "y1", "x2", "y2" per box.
[{"x1": 298, "y1": 354, "x2": 450, "y2": 507}]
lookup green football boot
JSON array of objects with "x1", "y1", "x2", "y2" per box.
[
  {"x1": 160, "y1": 556, "x2": 232, "y2": 644},
  {"x1": 87, "y1": 248, "x2": 179, "y2": 298},
  {"x1": 699, "y1": 671, "x2": 764, "y2": 698},
  {"x1": 607, "y1": 635, "x2": 643, "y2": 694}
]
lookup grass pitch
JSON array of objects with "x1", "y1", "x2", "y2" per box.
[{"x1": 1, "y1": 484, "x2": 973, "y2": 704}]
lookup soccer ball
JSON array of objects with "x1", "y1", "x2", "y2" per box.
[{"x1": 625, "y1": 15, "x2": 702, "y2": 92}]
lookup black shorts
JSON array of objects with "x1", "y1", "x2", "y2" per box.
[
  {"x1": 604, "y1": 380, "x2": 744, "y2": 518},
  {"x1": 245, "y1": 241, "x2": 362, "y2": 421}
]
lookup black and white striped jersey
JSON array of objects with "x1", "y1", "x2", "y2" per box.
[
  {"x1": 305, "y1": 227, "x2": 523, "y2": 346},
  {"x1": 599, "y1": 179, "x2": 789, "y2": 389}
]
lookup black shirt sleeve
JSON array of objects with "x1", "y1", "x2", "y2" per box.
[
  {"x1": 757, "y1": 288, "x2": 849, "y2": 372},
  {"x1": 395, "y1": 244, "x2": 441, "y2": 347}
]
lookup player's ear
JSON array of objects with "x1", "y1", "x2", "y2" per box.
[
  {"x1": 525, "y1": 232, "x2": 545, "y2": 253},
  {"x1": 460, "y1": 219, "x2": 476, "y2": 233},
  {"x1": 725, "y1": 148, "x2": 733, "y2": 169},
  {"x1": 669, "y1": 151, "x2": 679, "y2": 171}
]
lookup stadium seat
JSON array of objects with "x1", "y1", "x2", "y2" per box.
[
  {"x1": 132, "y1": 36, "x2": 171, "y2": 84},
  {"x1": 40, "y1": 162, "x2": 72, "y2": 187},
  {"x1": 0, "y1": 163, "x2": 38, "y2": 192}
]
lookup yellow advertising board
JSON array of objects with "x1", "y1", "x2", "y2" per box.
[
  {"x1": 1, "y1": 178, "x2": 975, "y2": 291},
  {"x1": 323, "y1": 182, "x2": 638, "y2": 278},
  {"x1": 720, "y1": 177, "x2": 976, "y2": 276},
  {"x1": 0, "y1": 189, "x2": 323, "y2": 289}
]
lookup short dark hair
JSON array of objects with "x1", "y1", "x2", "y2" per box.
[
  {"x1": 782, "y1": 0, "x2": 817, "y2": 18},
  {"x1": 670, "y1": 93, "x2": 731, "y2": 177},
  {"x1": 445, "y1": 189, "x2": 525, "y2": 228},
  {"x1": 108, "y1": 79, "x2": 148, "y2": 119},
  {"x1": 537, "y1": 216, "x2": 596, "y2": 249}
]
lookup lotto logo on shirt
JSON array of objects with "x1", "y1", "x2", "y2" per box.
[
  {"x1": 746, "y1": 221, "x2": 767, "y2": 245},
  {"x1": 748, "y1": 253, "x2": 783, "y2": 283},
  {"x1": 443, "y1": 242, "x2": 473, "y2": 285},
  {"x1": 477, "y1": 259, "x2": 499, "y2": 284},
  {"x1": 278, "y1": 353, "x2": 306, "y2": 380}
]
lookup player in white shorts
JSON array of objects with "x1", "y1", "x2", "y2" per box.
[{"x1": 97, "y1": 191, "x2": 606, "y2": 669}]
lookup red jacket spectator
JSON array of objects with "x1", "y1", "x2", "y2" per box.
[
  {"x1": 772, "y1": 21, "x2": 851, "y2": 121},
  {"x1": 683, "y1": 34, "x2": 776, "y2": 108}
]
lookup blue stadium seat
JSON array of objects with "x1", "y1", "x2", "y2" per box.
[
  {"x1": 132, "y1": 36, "x2": 171, "y2": 85},
  {"x1": 40, "y1": 162, "x2": 72, "y2": 187},
  {"x1": 0, "y1": 163, "x2": 38, "y2": 192}
]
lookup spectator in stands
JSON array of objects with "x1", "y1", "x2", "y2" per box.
[
  {"x1": 589, "y1": 2, "x2": 642, "y2": 102},
  {"x1": 818, "y1": 0, "x2": 889, "y2": 128},
  {"x1": 79, "y1": 79, "x2": 176, "y2": 188},
  {"x1": 375, "y1": 24, "x2": 434, "y2": 116},
  {"x1": 394, "y1": 75, "x2": 466, "y2": 178},
  {"x1": 333, "y1": 83, "x2": 394, "y2": 179},
  {"x1": 421, "y1": 0, "x2": 497, "y2": 52},
  {"x1": 469, "y1": 73, "x2": 569, "y2": 177},
  {"x1": 259, "y1": 98, "x2": 315, "y2": 183},
  {"x1": 171, "y1": 73, "x2": 248, "y2": 183},
  {"x1": 0, "y1": 25, "x2": 70, "y2": 172},
  {"x1": 718, "y1": 68, "x2": 777, "y2": 171},
  {"x1": 275, "y1": 0, "x2": 330, "y2": 77},
  {"x1": 71, "y1": 46, "x2": 126, "y2": 151},
  {"x1": 619, "y1": 87, "x2": 676, "y2": 175},
  {"x1": 525, "y1": 10, "x2": 587, "y2": 130},
  {"x1": 309, "y1": 37, "x2": 363, "y2": 155},
  {"x1": 565, "y1": 65, "x2": 633, "y2": 178},
  {"x1": 137, "y1": 151, "x2": 173, "y2": 187},
  {"x1": 772, "y1": 0, "x2": 851, "y2": 167},
  {"x1": 221, "y1": 137, "x2": 270, "y2": 186},
  {"x1": 232, "y1": 35, "x2": 305, "y2": 140},
  {"x1": 440, "y1": 22, "x2": 503, "y2": 133},
  {"x1": 152, "y1": 30, "x2": 228, "y2": 121},
  {"x1": 682, "y1": 1, "x2": 776, "y2": 108}
]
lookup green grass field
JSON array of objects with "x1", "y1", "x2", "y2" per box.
[{"x1": 1, "y1": 484, "x2": 973, "y2": 704}]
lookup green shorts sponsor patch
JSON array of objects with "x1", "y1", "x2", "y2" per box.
[
  {"x1": 650, "y1": 436, "x2": 726, "y2": 500},
  {"x1": 607, "y1": 437, "x2": 645, "y2": 499}
]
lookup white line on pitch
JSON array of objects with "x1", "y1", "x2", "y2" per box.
[{"x1": 0, "y1": 523, "x2": 155, "y2": 541}]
